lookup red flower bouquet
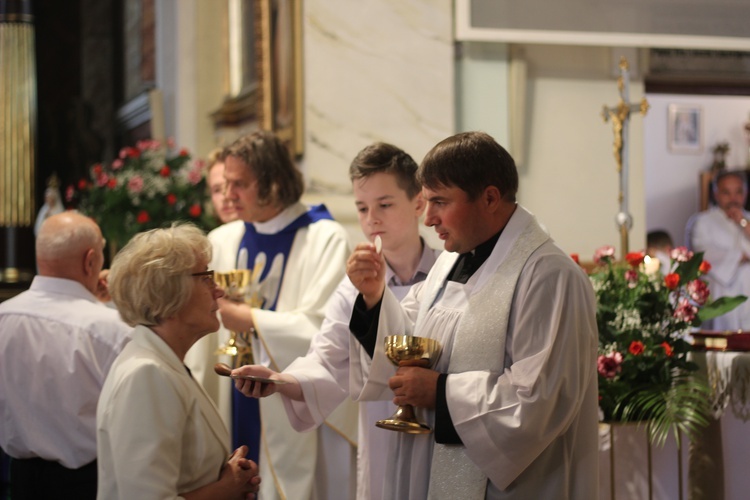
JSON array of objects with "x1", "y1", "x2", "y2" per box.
[
  {"x1": 65, "y1": 139, "x2": 214, "y2": 250},
  {"x1": 589, "y1": 245, "x2": 745, "y2": 444}
]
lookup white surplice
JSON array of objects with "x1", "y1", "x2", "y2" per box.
[
  {"x1": 185, "y1": 203, "x2": 357, "y2": 500},
  {"x1": 281, "y1": 244, "x2": 440, "y2": 500},
  {"x1": 349, "y1": 206, "x2": 599, "y2": 499},
  {"x1": 691, "y1": 206, "x2": 750, "y2": 331}
]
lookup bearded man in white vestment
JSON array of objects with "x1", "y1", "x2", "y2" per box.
[
  {"x1": 232, "y1": 142, "x2": 441, "y2": 500},
  {"x1": 345, "y1": 131, "x2": 599, "y2": 499},
  {"x1": 690, "y1": 170, "x2": 750, "y2": 331},
  {"x1": 184, "y1": 131, "x2": 356, "y2": 500}
]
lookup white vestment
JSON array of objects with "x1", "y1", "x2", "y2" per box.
[
  {"x1": 281, "y1": 244, "x2": 440, "y2": 500},
  {"x1": 690, "y1": 206, "x2": 750, "y2": 331},
  {"x1": 185, "y1": 203, "x2": 358, "y2": 500},
  {"x1": 350, "y1": 206, "x2": 599, "y2": 499}
]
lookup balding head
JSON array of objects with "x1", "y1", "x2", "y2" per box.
[{"x1": 36, "y1": 212, "x2": 105, "y2": 293}]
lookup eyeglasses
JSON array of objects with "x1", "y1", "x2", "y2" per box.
[{"x1": 191, "y1": 270, "x2": 216, "y2": 287}]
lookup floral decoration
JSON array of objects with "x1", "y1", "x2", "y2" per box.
[
  {"x1": 588, "y1": 245, "x2": 745, "y2": 445},
  {"x1": 65, "y1": 139, "x2": 215, "y2": 250}
]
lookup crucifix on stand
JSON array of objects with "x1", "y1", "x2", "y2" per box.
[{"x1": 601, "y1": 57, "x2": 649, "y2": 259}]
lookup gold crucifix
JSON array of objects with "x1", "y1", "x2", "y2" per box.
[{"x1": 601, "y1": 57, "x2": 649, "y2": 259}]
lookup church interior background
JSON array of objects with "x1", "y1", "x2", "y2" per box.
[{"x1": 3, "y1": 0, "x2": 750, "y2": 498}]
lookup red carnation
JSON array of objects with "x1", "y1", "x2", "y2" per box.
[
  {"x1": 77, "y1": 179, "x2": 88, "y2": 190},
  {"x1": 160, "y1": 166, "x2": 171, "y2": 177},
  {"x1": 92, "y1": 163, "x2": 103, "y2": 175},
  {"x1": 629, "y1": 340, "x2": 645, "y2": 356},
  {"x1": 597, "y1": 352, "x2": 623, "y2": 378},
  {"x1": 699, "y1": 260, "x2": 712, "y2": 274},
  {"x1": 136, "y1": 210, "x2": 150, "y2": 224},
  {"x1": 166, "y1": 193, "x2": 177, "y2": 205},
  {"x1": 179, "y1": 148, "x2": 189, "y2": 157},
  {"x1": 107, "y1": 178, "x2": 117, "y2": 189},
  {"x1": 188, "y1": 203, "x2": 202, "y2": 218},
  {"x1": 593, "y1": 245, "x2": 615, "y2": 265},
  {"x1": 664, "y1": 273, "x2": 680, "y2": 290},
  {"x1": 625, "y1": 251, "x2": 645, "y2": 267},
  {"x1": 661, "y1": 341, "x2": 673, "y2": 357},
  {"x1": 687, "y1": 279, "x2": 710, "y2": 306},
  {"x1": 119, "y1": 146, "x2": 140, "y2": 159},
  {"x1": 570, "y1": 253, "x2": 580, "y2": 264}
]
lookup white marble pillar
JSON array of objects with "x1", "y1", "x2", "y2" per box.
[{"x1": 302, "y1": 0, "x2": 454, "y2": 231}]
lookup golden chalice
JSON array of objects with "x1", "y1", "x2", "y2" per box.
[
  {"x1": 214, "y1": 270, "x2": 255, "y2": 367},
  {"x1": 376, "y1": 335, "x2": 442, "y2": 434}
]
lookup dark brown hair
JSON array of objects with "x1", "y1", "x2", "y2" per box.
[
  {"x1": 223, "y1": 131, "x2": 304, "y2": 208},
  {"x1": 419, "y1": 131, "x2": 518, "y2": 202},
  {"x1": 349, "y1": 143, "x2": 420, "y2": 199}
]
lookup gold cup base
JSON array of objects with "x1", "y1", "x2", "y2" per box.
[
  {"x1": 375, "y1": 417, "x2": 432, "y2": 434},
  {"x1": 375, "y1": 404, "x2": 432, "y2": 434}
]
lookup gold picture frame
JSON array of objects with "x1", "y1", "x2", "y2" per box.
[{"x1": 257, "y1": 0, "x2": 304, "y2": 157}]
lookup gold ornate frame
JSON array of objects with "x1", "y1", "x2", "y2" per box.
[{"x1": 257, "y1": 0, "x2": 304, "y2": 157}]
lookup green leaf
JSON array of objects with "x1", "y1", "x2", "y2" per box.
[
  {"x1": 615, "y1": 374, "x2": 711, "y2": 447},
  {"x1": 675, "y1": 251, "x2": 704, "y2": 282},
  {"x1": 698, "y1": 295, "x2": 748, "y2": 322}
]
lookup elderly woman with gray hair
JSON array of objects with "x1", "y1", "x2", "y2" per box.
[{"x1": 96, "y1": 223, "x2": 260, "y2": 500}]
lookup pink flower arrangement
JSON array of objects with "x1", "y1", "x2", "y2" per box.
[
  {"x1": 65, "y1": 139, "x2": 214, "y2": 249},
  {"x1": 586, "y1": 245, "x2": 745, "y2": 441}
]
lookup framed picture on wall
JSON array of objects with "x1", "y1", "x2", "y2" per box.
[
  {"x1": 668, "y1": 104, "x2": 703, "y2": 154},
  {"x1": 257, "y1": 0, "x2": 304, "y2": 157}
]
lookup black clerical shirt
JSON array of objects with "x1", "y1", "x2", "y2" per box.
[{"x1": 349, "y1": 229, "x2": 502, "y2": 444}]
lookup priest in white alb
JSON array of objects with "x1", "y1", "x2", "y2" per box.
[
  {"x1": 345, "y1": 131, "x2": 599, "y2": 499},
  {"x1": 184, "y1": 131, "x2": 356, "y2": 500}
]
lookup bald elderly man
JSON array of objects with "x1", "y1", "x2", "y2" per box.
[{"x1": 0, "y1": 212, "x2": 131, "y2": 499}]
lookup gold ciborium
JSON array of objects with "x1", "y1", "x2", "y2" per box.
[
  {"x1": 214, "y1": 270, "x2": 255, "y2": 367},
  {"x1": 375, "y1": 335, "x2": 442, "y2": 434}
]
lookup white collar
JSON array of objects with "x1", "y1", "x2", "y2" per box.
[{"x1": 251, "y1": 202, "x2": 307, "y2": 234}]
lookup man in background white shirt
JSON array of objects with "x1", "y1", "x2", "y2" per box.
[
  {"x1": 0, "y1": 212, "x2": 131, "y2": 499},
  {"x1": 690, "y1": 170, "x2": 750, "y2": 330}
]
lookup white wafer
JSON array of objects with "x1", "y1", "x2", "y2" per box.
[{"x1": 374, "y1": 235, "x2": 382, "y2": 254}]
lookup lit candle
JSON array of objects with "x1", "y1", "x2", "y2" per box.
[{"x1": 642, "y1": 255, "x2": 661, "y2": 276}]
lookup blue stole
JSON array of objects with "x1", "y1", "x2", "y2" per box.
[{"x1": 231, "y1": 204, "x2": 334, "y2": 463}]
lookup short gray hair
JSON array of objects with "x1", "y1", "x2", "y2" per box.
[
  {"x1": 712, "y1": 170, "x2": 748, "y2": 195},
  {"x1": 109, "y1": 223, "x2": 212, "y2": 327}
]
